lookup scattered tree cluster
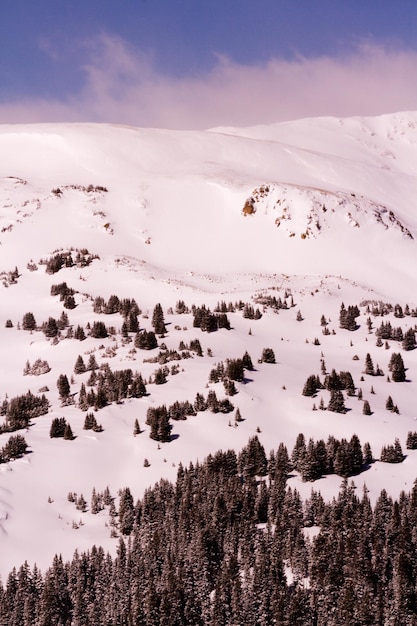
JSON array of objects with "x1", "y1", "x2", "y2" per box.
[
  {"x1": 209, "y1": 352, "x2": 254, "y2": 385},
  {"x1": 83, "y1": 412, "x2": 103, "y2": 432},
  {"x1": 0, "y1": 391, "x2": 49, "y2": 432},
  {"x1": 41, "y1": 248, "x2": 98, "y2": 274},
  {"x1": 291, "y1": 432, "x2": 370, "y2": 481},
  {"x1": 193, "y1": 305, "x2": 231, "y2": 332},
  {"x1": 23, "y1": 359, "x2": 50, "y2": 376},
  {"x1": 0, "y1": 434, "x2": 28, "y2": 463},
  {"x1": 339, "y1": 302, "x2": 360, "y2": 330},
  {"x1": 49, "y1": 417, "x2": 74, "y2": 440},
  {"x1": 78, "y1": 364, "x2": 147, "y2": 410},
  {"x1": 380, "y1": 438, "x2": 404, "y2": 463},
  {"x1": 50, "y1": 282, "x2": 77, "y2": 309},
  {"x1": 134, "y1": 329, "x2": 158, "y2": 350}
]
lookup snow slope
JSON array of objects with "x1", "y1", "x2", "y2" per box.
[{"x1": 0, "y1": 112, "x2": 417, "y2": 577}]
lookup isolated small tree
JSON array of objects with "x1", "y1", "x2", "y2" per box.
[
  {"x1": 362, "y1": 400, "x2": 372, "y2": 415},
  {"x1": 261, "y1": 347, "x2": 276, "y2": 364},
  {"x1": 386, "y1": 395, "x2": 394, "y2": 411},
  {"x1": 22, "y1": 312, "x2": 36, "y2": 331},
  {"x1": 133, "y1": 419, "x2": 141, "y2": 435},
  {"x1": 364, "y1": 353, "x2": 375, "y2": 376},
  {"x1": 234, "y1": 407, "x2": 243, "y2": 423},
  {"x1": 74, "y1": 355, "x2": 86, "y2": 375}
]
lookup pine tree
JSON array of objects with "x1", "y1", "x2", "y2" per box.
[
  {"x1": 242, "y1": 351, "x2": 254, "y2": 371},
  {"x1": 44, "y1": 317, "x2": 58, "y2": 338},
  {"x1": 78, "y1": 383, "x2": 88, "y2": 411},
  {"x1": 50, "y1": 417, "x2": 67, "y2": 438},
  {"x1": 362, "y1": 400, "x2": 372, "y2": 415},
  {"x1": 388, "y1": 353, "x2": 407, "y2": 382},
  {"x1": 327, "y1": 389, "x2": 346, "y2": 413},
  {"x1": 302, "y1": 374, "x2": 321, "y2": 396},
  {"x1": 74, "y1": 355, "x2": 86, "y2": 374},
  {"x1": 85, "y1": 354, "x2": 98, "y2": 372},
  {"x1": 234, "y1": 408, "x2": 243, "y2": 423},
  {"x1": 261, "y1": 347, "x2": 276, "y2": 363},
  {"x1": 133, "y1": 419, "x2": 141, "y2": 435},
  {"x1": 364, "y1": 353, "x2": 375, "y2": 376},
  {"x1": 402, "y1": 328, "x2": 416, "y2": 351},
  {"x1": 22, "y1": 312, "x2": 36, "y2": 331},
  {"x1": 152, "y1": 303, "x2": 167, "y2": 335},
  {"x1": 406, "y1": 431, "x2": 417, "y2": 449},
  {"x1": 386, "y1": 395, "x2": 394, "y2": 411},
  {"x1": 63, "y1": 423, "x2": 74, "y2": 440},
  {"x1": 118, "y1": 487, "x2": 135, "y2": 535},
  {"x1": 57, "y1": 374, "x2": 70, "y2": 401},
  {"x1": 363, "y1": 441, "x2": 373, "y2": 464}
]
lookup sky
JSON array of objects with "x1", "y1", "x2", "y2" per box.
[{"x1": 0, "y1": 0, "x2": 417, "y2": 129}]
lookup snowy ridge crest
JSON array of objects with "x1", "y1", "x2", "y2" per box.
[{"x1": 243, "y1": 183, "x2": 413, "y2": 240}]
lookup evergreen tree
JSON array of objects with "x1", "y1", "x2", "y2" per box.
[
  {"x1": 388, "y1": 352, "x2": 407, "y2": 382},
  {"x1": 74, "y1": 355, "x2": 86, "y2": 374},
  {"x1": 49, "y1": 417, "x2": 67, "y2": 438},
  {"x1": 57, "y1": 374, "x2": 70, "y2": 401},
  {"x1": 63, "y1": 423, "x2": 74, "y2": 440},
  {"x1": 302, "y1": 374, "x2": 321, "y2": 396},
  {"x1": 327, "y1": 389, "x2": 346, "y2": 413},
  {"x1": 363, "y1": 441, "x2": 373, "y2": 465},
  {"x1": 87, "y1": 354, "x2": 98, "y2": 371},
  {"x1": 74, "y1": 325, "x2": 86, "y2": 341},
  {"x1": 90, "y1": 321, "x2": 108, "y2": 338},
  {"x1": 118, "y1": 488, "x2": 135, "y2": 535},
  {"x1": 380, "y1": 438, "x2": 404, "y2": 463},
  {"x1": 364, "y1": 353, "x2": 375, "y2": 376},
  {"x1": 362, "y1": 400, "x2": 372, "y2": 415},
  {"x1": 339, "y1": 303, "x2": 360, "y2": 330},
  {"x1": 261, "y1": 347, "x2": 276, "y2": 363},
  {"x1": 406, "y1": 431, "x2": 417, "y2": 449},
  {"x1": 386, "y1": 395, "x2": 394, "y2": 411},
  {"x1": 402, "y1": 328, "x2": 416, "y2": 351},
  {"x1": 300, "y1": 438, "x2": 322, "y2": 482},
  {"x1": 22, "y1": 312, "x2": 36, "y2": 331},
  {"x1": 152, "y1": 303, "x2": 167, "y2": 335},
  {"x1": 242, "y1": 351, "x2": 254, "y2": 371},
  {"x1": 78, "y1": 383, "x2": 88, "y2": 411},
  {"x1": 43, "y1": 317, "x2": 58, "y2": 338}
]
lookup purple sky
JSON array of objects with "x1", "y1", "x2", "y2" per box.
[{"x1": 1, "y1": 0, "x2": 417, "y2": 128}]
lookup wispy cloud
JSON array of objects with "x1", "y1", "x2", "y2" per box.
[{"x1": 0, "y1": 35, "x2": 416, "y2": 129}]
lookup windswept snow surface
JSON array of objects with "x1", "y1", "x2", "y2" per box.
[{"x1": 0, "y1": 112, "x2": 417, "y2": 577}]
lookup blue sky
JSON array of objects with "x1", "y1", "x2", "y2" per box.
[{"x1": 1, "y1": 0, "x2": 417, "y2": 128}]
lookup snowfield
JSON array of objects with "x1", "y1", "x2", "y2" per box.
[{"x1": 0, "y1": 111, "x2": 417, "y2": 578}]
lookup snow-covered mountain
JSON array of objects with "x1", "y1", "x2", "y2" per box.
[{"x1": 1, "y1": 112, "x2": 417, "y2": 578}]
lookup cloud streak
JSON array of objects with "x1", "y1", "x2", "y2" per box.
[{"x1": 0, "y1": 35, "x2": 416, "y2": 129}]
